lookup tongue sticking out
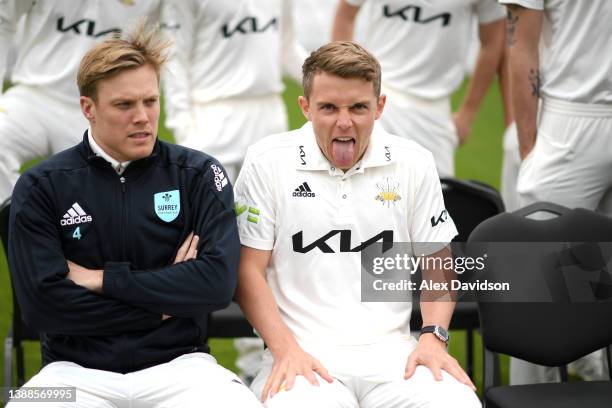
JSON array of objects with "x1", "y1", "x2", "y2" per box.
[{"x1": 332, "y1": 139, "x2": 355, "y2": 169}]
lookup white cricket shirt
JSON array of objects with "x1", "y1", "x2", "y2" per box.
[
  {"x1": 235, "y1": 122, "x2": 457, "y2": 347},
  {"x1": 348, "y1": 0, "x2": 504, "y2": 99},
  {"x1": 161, "y1": 0, "x2": 306, "y2": 131},
  {"x1": 292, "y1": 0, "x2": 337, "y2": 52},
  {"x1": 0, "y1": 0, "x2": 161, "y2": 102},
  {"x1": 500, "y1": 0, "x2": 612, "y2": 104}
]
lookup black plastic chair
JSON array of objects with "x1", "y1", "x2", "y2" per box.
[
  {"x1": 1, "y1": 199, "x2": 40, "y2": 388},
  {"x1": 411, "y1": 178, "x2": 505, "y2": 378},
  {"x1": 468, "y1": 202, "x2": 612, "y2": 408}
]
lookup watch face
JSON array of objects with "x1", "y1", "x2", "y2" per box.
[{"x1": 434, "y1": 326, "x2": 449, "y2": 342}]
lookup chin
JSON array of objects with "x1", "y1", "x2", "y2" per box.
[{"x1": 129, "y1": 146, "x2": 154, "y2": 161}]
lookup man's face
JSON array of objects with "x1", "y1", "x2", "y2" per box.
[
  {"x1": 80, "y1": 64, "x2": 160, "y2": 162},
  {"x1": 299, "y1": 72, "x2": 385, "y2": 171}
]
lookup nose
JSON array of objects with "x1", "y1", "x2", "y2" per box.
[
  {"x1": 336, "y1": 107, "x2": 352, "y2": 129},
  {"x1": 133, "y1": 102, "x2": 149, "y2": 125}
]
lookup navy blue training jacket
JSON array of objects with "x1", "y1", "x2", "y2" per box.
[{"x1": 8, "y1": 132, "x2": 239, "y2": 373}]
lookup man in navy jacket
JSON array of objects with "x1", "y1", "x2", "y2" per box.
[{"x1": 7, "y1": 22, "x2": 261, "y2": 407}]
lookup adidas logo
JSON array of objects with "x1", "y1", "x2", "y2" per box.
[
  {"x1": 60, "y1": 202, "x2": 93, "y2": 226},
  {"x1": 211, "y1": 164, "x2": 228, "y2": 192},
  {"x1": 292, "y1": 182, "x2": 315, "y2": 198}
]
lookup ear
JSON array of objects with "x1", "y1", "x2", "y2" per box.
[
  {"x1": 80, "y1": 96, "x2": 95, "y2": 122},
  {"x1": 375, "y1": 94, "x2": 386, "y2": 120},
  {"x1": 298, "y1": 95, "x2": 311, "y2": 121}
]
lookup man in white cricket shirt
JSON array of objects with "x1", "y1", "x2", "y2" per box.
[
  {"x1": 0, "y1": 0, "x2": 161, "y2": 204},
  {"x1": 161, "y1": 0, "x2": 307, "y2": 183},
  {"x1": 501, "y1": 0, "x2": 612, "y2": 385},
  {"x1": 234, "y1": 41, "x2": 481, "y2": 408},
  {"x1": 332, "y1": 0, "x2": 505, "y2": 177}
]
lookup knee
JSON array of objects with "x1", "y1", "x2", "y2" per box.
[
  {"x1": 263, "y1": 376, "x2": 346, "y2": 408},
  {"x1": 427, "y1": 375, "x2": 481, "y2": 408}
]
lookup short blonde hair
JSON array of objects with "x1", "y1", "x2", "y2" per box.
[
  {"x1": 77, "y1": 20, "x2": 170, "y2": 100},
  {"x1": 302, "y1": 41, "x2": 381, "y2": 99}
]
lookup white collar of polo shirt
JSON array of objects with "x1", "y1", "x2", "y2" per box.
[
  {"x1": 88, "y1": 127, "x2": 132, "y2": 175},
  {"x1": 294, "y1": 121, "x2": 395, "y2": 178}
]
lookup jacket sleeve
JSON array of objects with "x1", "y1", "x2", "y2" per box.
[
  {"x1": 8, "y1": 175, "x2": 162, "y2": 336},
  {"x1": 102, "y1": 162, "x2": 239, "y2": 318}
]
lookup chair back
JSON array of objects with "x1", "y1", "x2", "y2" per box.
[
  {"x1": 441, "y1": 178, "x2": 505, "y2": 242},
  {"x1": 468, "y1": 202, "x2": 612, "y2": 367}
]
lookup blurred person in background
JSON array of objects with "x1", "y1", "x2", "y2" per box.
[
  {"x1": 501, "y1": 0, "x2": 612, "y2": 385},
  {"x1": 161, "y1": 0, "x2": 306, "y2": 183},
  {"x1": 161, "y1": 0, "x2": 308, "y2": 384},
  {"x1": 332, "y1": 0, "x2": 505, "y2": 177}
]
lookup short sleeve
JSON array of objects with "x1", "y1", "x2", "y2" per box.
[
  {"x1": 409, "y1": 156, "x2": 458, "y2": 254},
  {"x1": 498, "y1": 0, "x2": 544, "y2": 11},
  {"x1": 234, "y1": 153, "x2": 276, "y2": 250},
  {"x1": 475, "y1": 0, "x2": 506, "y2": 24}
]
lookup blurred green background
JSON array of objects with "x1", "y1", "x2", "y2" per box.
[{"x1": 0, "y1": 77, "x2": 509, "y2": 396}]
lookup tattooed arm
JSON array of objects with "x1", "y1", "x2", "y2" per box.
[{"x1": 505, "y1": 5, "x2": 543, "y2": 159}]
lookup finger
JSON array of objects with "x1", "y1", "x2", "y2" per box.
[
  {"x1": 268, "y1": 370, "x2": 285, "y2": 398},
  {"x1": 174, "y1": 232, "x2": 194, "y2": 263},
  {"x1": 262, "y1": 372, "x2": 274, "y2": 402},
  {"x1": 313, "y1": 360, "x2": 333, "y2": 383},
  {"x1": 262, "y1": 365, "x2": 280, "y2": 402},
  {"x1": 284, "y1": 368, "x2": 296, "y2": 391},
  {"x1": 303, "y1": 368, "x2": 319, "y2": 387},
  {"x1": 186, "y1": 235, "x2": 199, "y2": 260},
  {"x1": 404, "y1": 355, "x2": 417, "y2": 379},
  {"x1": 428, "y1": 364, "x2": 443, "y2": 382},
  {"x1": 446, "y1": 361, "x2": 476, "y2": 391}
]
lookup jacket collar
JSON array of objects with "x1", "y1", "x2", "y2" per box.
[{"x1": 79, "y1": 129, "x2": 161, "y2": 173}]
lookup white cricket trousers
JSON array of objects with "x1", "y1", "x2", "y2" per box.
[
  {"x1": 0, "y1": 85, "x2": 86, "y2": 203},
  {"x1": 250, "y1": 338, "x2": 481, "y2": 408},
  {"x1": 517, "y1": 97, "x2": 612, "y2": 213},
  {"x1": 6, "y1": 353, "x2": 262, "y2": 407},
  {"x1": 511, "y1": 97, "x2": 612, "y2": 385},
  {"x1": 379, "y1": 86, "x2": 458, "y2": 178},
  {"x1": 501, "y1": 122, "x2": 520, "y2": 212}
]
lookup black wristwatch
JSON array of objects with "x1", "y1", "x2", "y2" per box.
[{"x1": 420, "y1": 325, "x2": 449, "y2": 345}]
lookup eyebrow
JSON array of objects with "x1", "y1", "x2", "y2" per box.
[
  {"x1": 316, "y1": 100, "x2": 371, "y2": 108},
  {"x1": 110, "y1": 94, "x2": 160, "y2": 104}
]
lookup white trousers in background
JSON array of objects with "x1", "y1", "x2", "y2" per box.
[
  {"x1": 251, "y1": 337, "x2": 480, "y2": 408},
  {"x1": 500, "y1": 122, "x2": 520, "y2": 212},
  {"x1": 6, "y1": 353, "x2": 262, "y2": 408},
  {"x1": 177, "y1": 94, "x2": 288, "y2": 183},
  {"x1": 517, "y1": 98, "x2": 612, "y2": 212},
  {"x1": 0, "y1": 85, "x2": 86, "y2": 203},
  {"x1": 379, "y1": 86, "x2": 458, "y2": 178},
  {"x1": 511, "y1": 97, "x2": 612, "y2": 385}
]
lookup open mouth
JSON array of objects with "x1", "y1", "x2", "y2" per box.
[{"x1": 332, "y1": 137, "x2": 356, "y2": 167}]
